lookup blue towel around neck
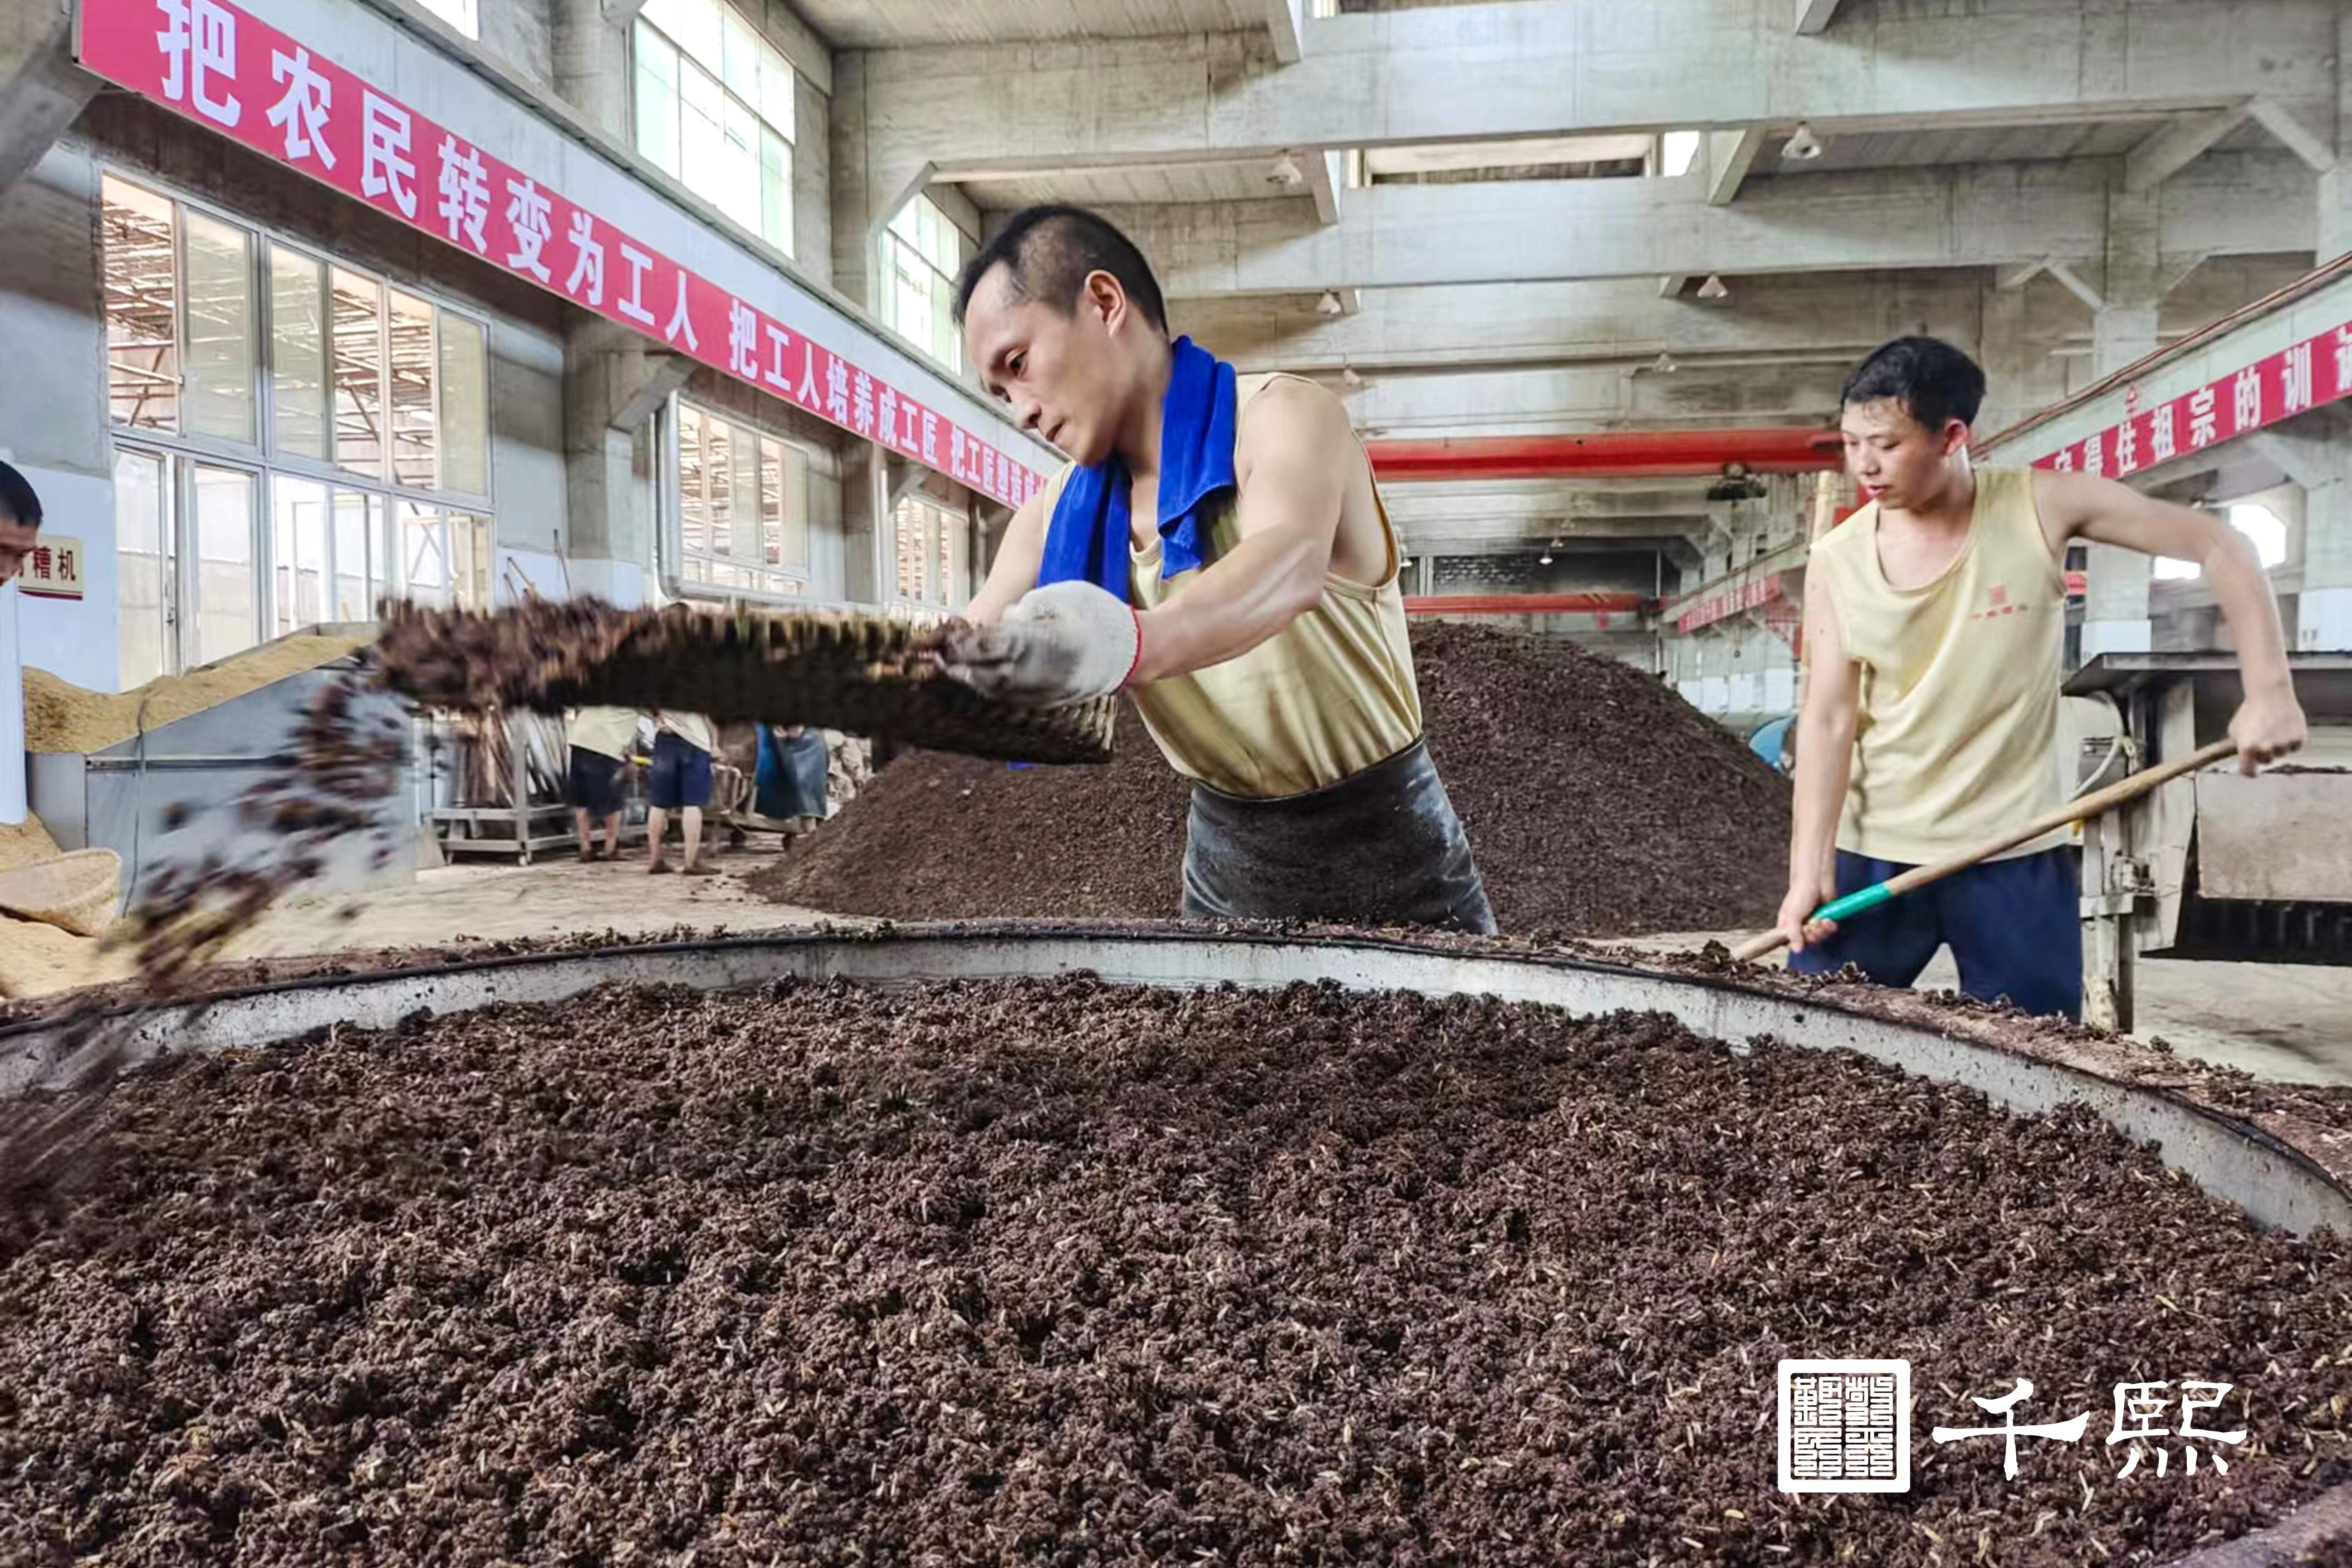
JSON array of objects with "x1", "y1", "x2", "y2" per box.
[{"x1": 1034, "y1": 336, "x2": 1237, "y2": 601}]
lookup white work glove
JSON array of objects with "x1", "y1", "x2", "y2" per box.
[{"x1": 938, "y1": 580, "x2": 1142, "y2": 708}]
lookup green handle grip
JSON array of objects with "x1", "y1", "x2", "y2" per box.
[{"x1": 1812, "y1": 882, "x2": 1894, "y2": 925}]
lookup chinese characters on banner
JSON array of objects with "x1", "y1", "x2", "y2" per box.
[
  {"x1": 1675, "y1": 573, "x2": 1782, "y2": 635},
  {"x1": 86, "y1": 0, "x2": 1044, "y2": 509},
  {"x1": 17, "y1": 535, "x2": 86, "y2": 600},
  {"x1": 2034, "y1": 320, "x2": 2352, "y2": 480}
]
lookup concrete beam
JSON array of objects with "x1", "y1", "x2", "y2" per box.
[
  {"x1": 2126, "y1": 104, "x2": 2254, "y2": 192},
  {"x1": 1793, "y1": 0, "x2": 1842, "y2": 35},
  {"x1": 1108, "y1": 153, "x2": 2313, "y2": 297},
  {"x1": 2045, "y1": 260, "x2": 2108, "y2": 314},
  {"x1": 1308, "y1": 148, "x2": 1342, "y2": 226},
  {"x1": 1343, "y1": 360, "x2": 1850, "y2": 440},
  {"x1": 1265, "y1": 0, "x2": 1306, "y2": 66},
  {"x1": 852, "y1": 0, "x2": 2341, "y2": 214},
  {"x1": 1173, "y1": 271, "x2": 1991, "y2": 378},
  {"x1": 2249, "y1": 97, "x2": 2340, "y2": 174},
  {"x1": 0, "y1": 12, "x2": 97, "y2": 199},
  {"x1": 1708, "y1": 128, "x2": 1768, "y2": 206}
]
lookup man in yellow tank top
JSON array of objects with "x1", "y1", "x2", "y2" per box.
[
  {"x1": 935, "y1": 206, "x2": 1493, "y2": 931},
  {"x1": 1782, "y1": 338, "x2": 2307, "y2": 1016}
]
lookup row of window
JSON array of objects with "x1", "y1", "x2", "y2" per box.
[
  {"x1": 676, "y1": 401, "x2": 813, "y2": 599},
  {"x1": 103, "y1": 171, "x2": 500, "y2": 686},
  {"x1": 633, "y1": 0, "x2": 797, "y2": 260},
  {"x1": 103, "y1": 174, "x2": 492, "y2": 499},
  {"x1": 113, "y1": 445, "x2": 490, "y2": 688}
]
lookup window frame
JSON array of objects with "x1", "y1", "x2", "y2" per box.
[
  {"x1": 100, "y1": 167, "x2": 503, "y2": 682},
  {"x1": 631, "y1": 0, "x2": 797, "y2": 258},
  {"x1": 657, "y1": 393, "x2": 820, "y2": 606}
]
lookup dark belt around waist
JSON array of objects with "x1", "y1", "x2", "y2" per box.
[{"x1": 1180, "y1": 738, "x2": 1496, "y2": 933}]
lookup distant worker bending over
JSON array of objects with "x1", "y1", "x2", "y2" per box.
[
  {"x1": 1780, "y1": 336, "x2": 2307, "y2": 1017},
  {"x1": 938, "y1": 206, "x2": 1492, "y2": 931}
]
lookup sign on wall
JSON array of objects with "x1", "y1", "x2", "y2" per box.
[
  {"x1": 18, "y1": 534, "x2": 86, "y2": 600},
  {"x1": 2028, "y1": 317, "x2": 2352, "y2": 480},
  {"x1": 79, "y1": 0, "x2": 1044, "y2": 508}
]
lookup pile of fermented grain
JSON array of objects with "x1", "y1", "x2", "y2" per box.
[{"x1": 22, "y1": 635, "x2": 371, "y2": 754}]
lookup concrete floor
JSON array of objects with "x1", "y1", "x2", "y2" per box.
[{"x1": 224, "y1": 855, "x2": 2352, "y2": 1089}]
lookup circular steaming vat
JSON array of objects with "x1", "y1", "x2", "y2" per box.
[{"x1": 3, "y1": 925, "x2": 2347, "y2": 1566}]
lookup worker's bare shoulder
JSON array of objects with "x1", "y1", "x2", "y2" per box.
[{"x1": 1235, "y1": 375, "x2": 1353, "y2": 475}]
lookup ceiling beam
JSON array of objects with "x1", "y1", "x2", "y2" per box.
[
  {"x1": 1103, "y1": 153, "x2": 2315, "y2": 297},
  {"x1": 1308, "y1": 148, "x2": 1342, "y2": 225},
  {"x1": 1264, "y1": 0, "x2": 1305, "y2": 65},
  {"x1": 1169, "y1": 272, "x2": 1990, "y2": 378},
  {"x1": 1793, "y1": 0, "x2": 1842, "y2": 34},
  {"x1": 2126, "y1": 104, "x2": 2254, "y2": 192},
  {"x1": 2249, "y1": 97, "x2": 2340, "y2": 174},
  {"x1": 1708, "y1": 128, "x2": 1769, "y2": 206},
  {"x1": 851, "y1": 0, "x2": 2338, "y2": 215}
]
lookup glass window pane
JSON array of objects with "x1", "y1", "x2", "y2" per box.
[
  {"x1": 668, "y1": 0, "x2": 721, "y2": 72},
  {"x1": 720, "y1": 8, "x2": 758, "y2": 98},
  {"x1": 761, "y1": 126, "x2": 791, "y2": 256},
  {"x1": 758, "y1": 437, "x2": 783, "y2": 567},
  {"x1": 938, "y1": 508, "x2": 955, "y2": 607},
  {"x1": 191, "y1": 465, "x2": 256, "y2": 666},
  {"x1": 102, "y1": 176, "x2": 178, "y2": 433},
  {"x1": 730, "y1": 425, "x2": 761, "y2": 559},
  {"x1": 451, "y1": 514, "x2": 493, "y2": 610},
  {"x1": 181, "y1": 210, "x2": 255, "y2": 444},
  {"x1": 632, "y1": 24, "x2": 680, "y2": 179},
  {"x1": 437, "y1": 312, "x2": 489, "y2": 498},
  {"x1": 387, "y1": 290, "x2": 436, "y2": 490},
  {"x1": 721, "y1": 95, "x2": 761, "y2": 235},
  {"x1": 759, "y1": 49, "x2": 794, "y2": 135},
  {"x1": 333, "y1": 490, "x2": 376, "y2": 621},
  {"x1": 401, "y1": 504, "x2": 449, "y2": 608},
  {"x1": 679, "y1": 61, "x2": 726, "y2": 212},
  {"x1": 330, "y1": 267, "x2": 383, "y2": 478},
  {"x1": 780, "y1": 441, "x2": 808, "y2": 569},
  {"x1": 270, "y1": 247, "x2": 329, "y2": 461},
  {"x1": 113, "y1": 448, "x2": 172, "y2": 687},
  {"x1": 677, "y1": 403, "x2": 707, "y2": 554},
  {"x1": 272, "y1": 475, "x2": 328, "y2": 635},
  {"x1": 705, "y1": 412, "x2": 734, "y2": 556}
]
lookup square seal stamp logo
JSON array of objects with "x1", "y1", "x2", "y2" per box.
[{"x1": 1779, "y1": 1359, "x2": 1911, "y2": 1493}]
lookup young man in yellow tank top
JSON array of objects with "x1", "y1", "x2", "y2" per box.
[
  {"x1": 936, "y1": 206, "x2": 1493, "y2": 931},
  {"x1": 1781, "y1": 337, "x2": 2307, "y2": 1015}
]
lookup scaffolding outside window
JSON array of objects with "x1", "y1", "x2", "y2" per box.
[
  {"x1": 673, "y1": 399, "x2": 812, "y2": 602},
  {"x1": 634, "y1": 0, "x2": 795, "y2": 257},
  {"x1": 882, "y1": 196, "x2": 964, "y2": 375},
  {"x1": 100, "y1": 170, "x2": 499, "y2": 687},
  {"x1": 891, "y1": 495, "x2": 965, "y2": 610}
]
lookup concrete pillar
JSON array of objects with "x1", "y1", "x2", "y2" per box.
[
  {"x1": 840, "y1": 442, "x2": 889, "y2": 606},
  {"x1": 551, "y1": 0, "x2": 638, "y2": 146},
  {"x1": 0, "y1": 10, "x2": 96, "y2": 199},
  {"x1": 2318, "y1": 14, "x2": 2352, "y2": 266},
  {"x1": 2297, "y1": 459, "x2": 2352, "y2": 652},
  {"x1": 2080, "y1": 189, "x2": 2162, "y2": 658},
  {"x1": 0, "y1": 579, "x2": 22, "y2": 825},
  {"x1": 564, "y1": 318, "x2": 691, "y2": 604}
]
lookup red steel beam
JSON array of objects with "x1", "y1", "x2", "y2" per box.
[
  {"x1": 1366, "y1": 428, "x2": 1844, "y2": 481},
  {"x1": 1403, "y1": 593, "x2": 1647, "y2": 616}
]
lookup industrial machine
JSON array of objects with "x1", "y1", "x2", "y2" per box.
[{"x1": 2064, "y1": 652, "x2": 2352, "y2": 1031}]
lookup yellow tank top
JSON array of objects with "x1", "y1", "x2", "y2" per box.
[
  {"x1": 1039, "y1": 374, "x2": 1422, "y2": 799},
  {"x1": 1807, "y1": 466, "x2": 2068, "y2": 863}
]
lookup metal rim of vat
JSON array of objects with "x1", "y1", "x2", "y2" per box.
[{"x1": 4, "y1": 924, "x2": 2346, "y2": 1238}]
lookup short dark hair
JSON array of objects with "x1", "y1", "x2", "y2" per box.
[
  {"x1": 951, "y1": 205, "x2": 1168, "y2": 335},
  {"x1": 1840, "y1": 336, "x2": 1987, "y2": 431},
  {"x1": 0, "y1": 461, "x2": 39, "y2": 530}
]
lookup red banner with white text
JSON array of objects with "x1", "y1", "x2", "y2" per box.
[{"x1": 80, "y1": 0, "x2": 1044, "y2": 507}]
